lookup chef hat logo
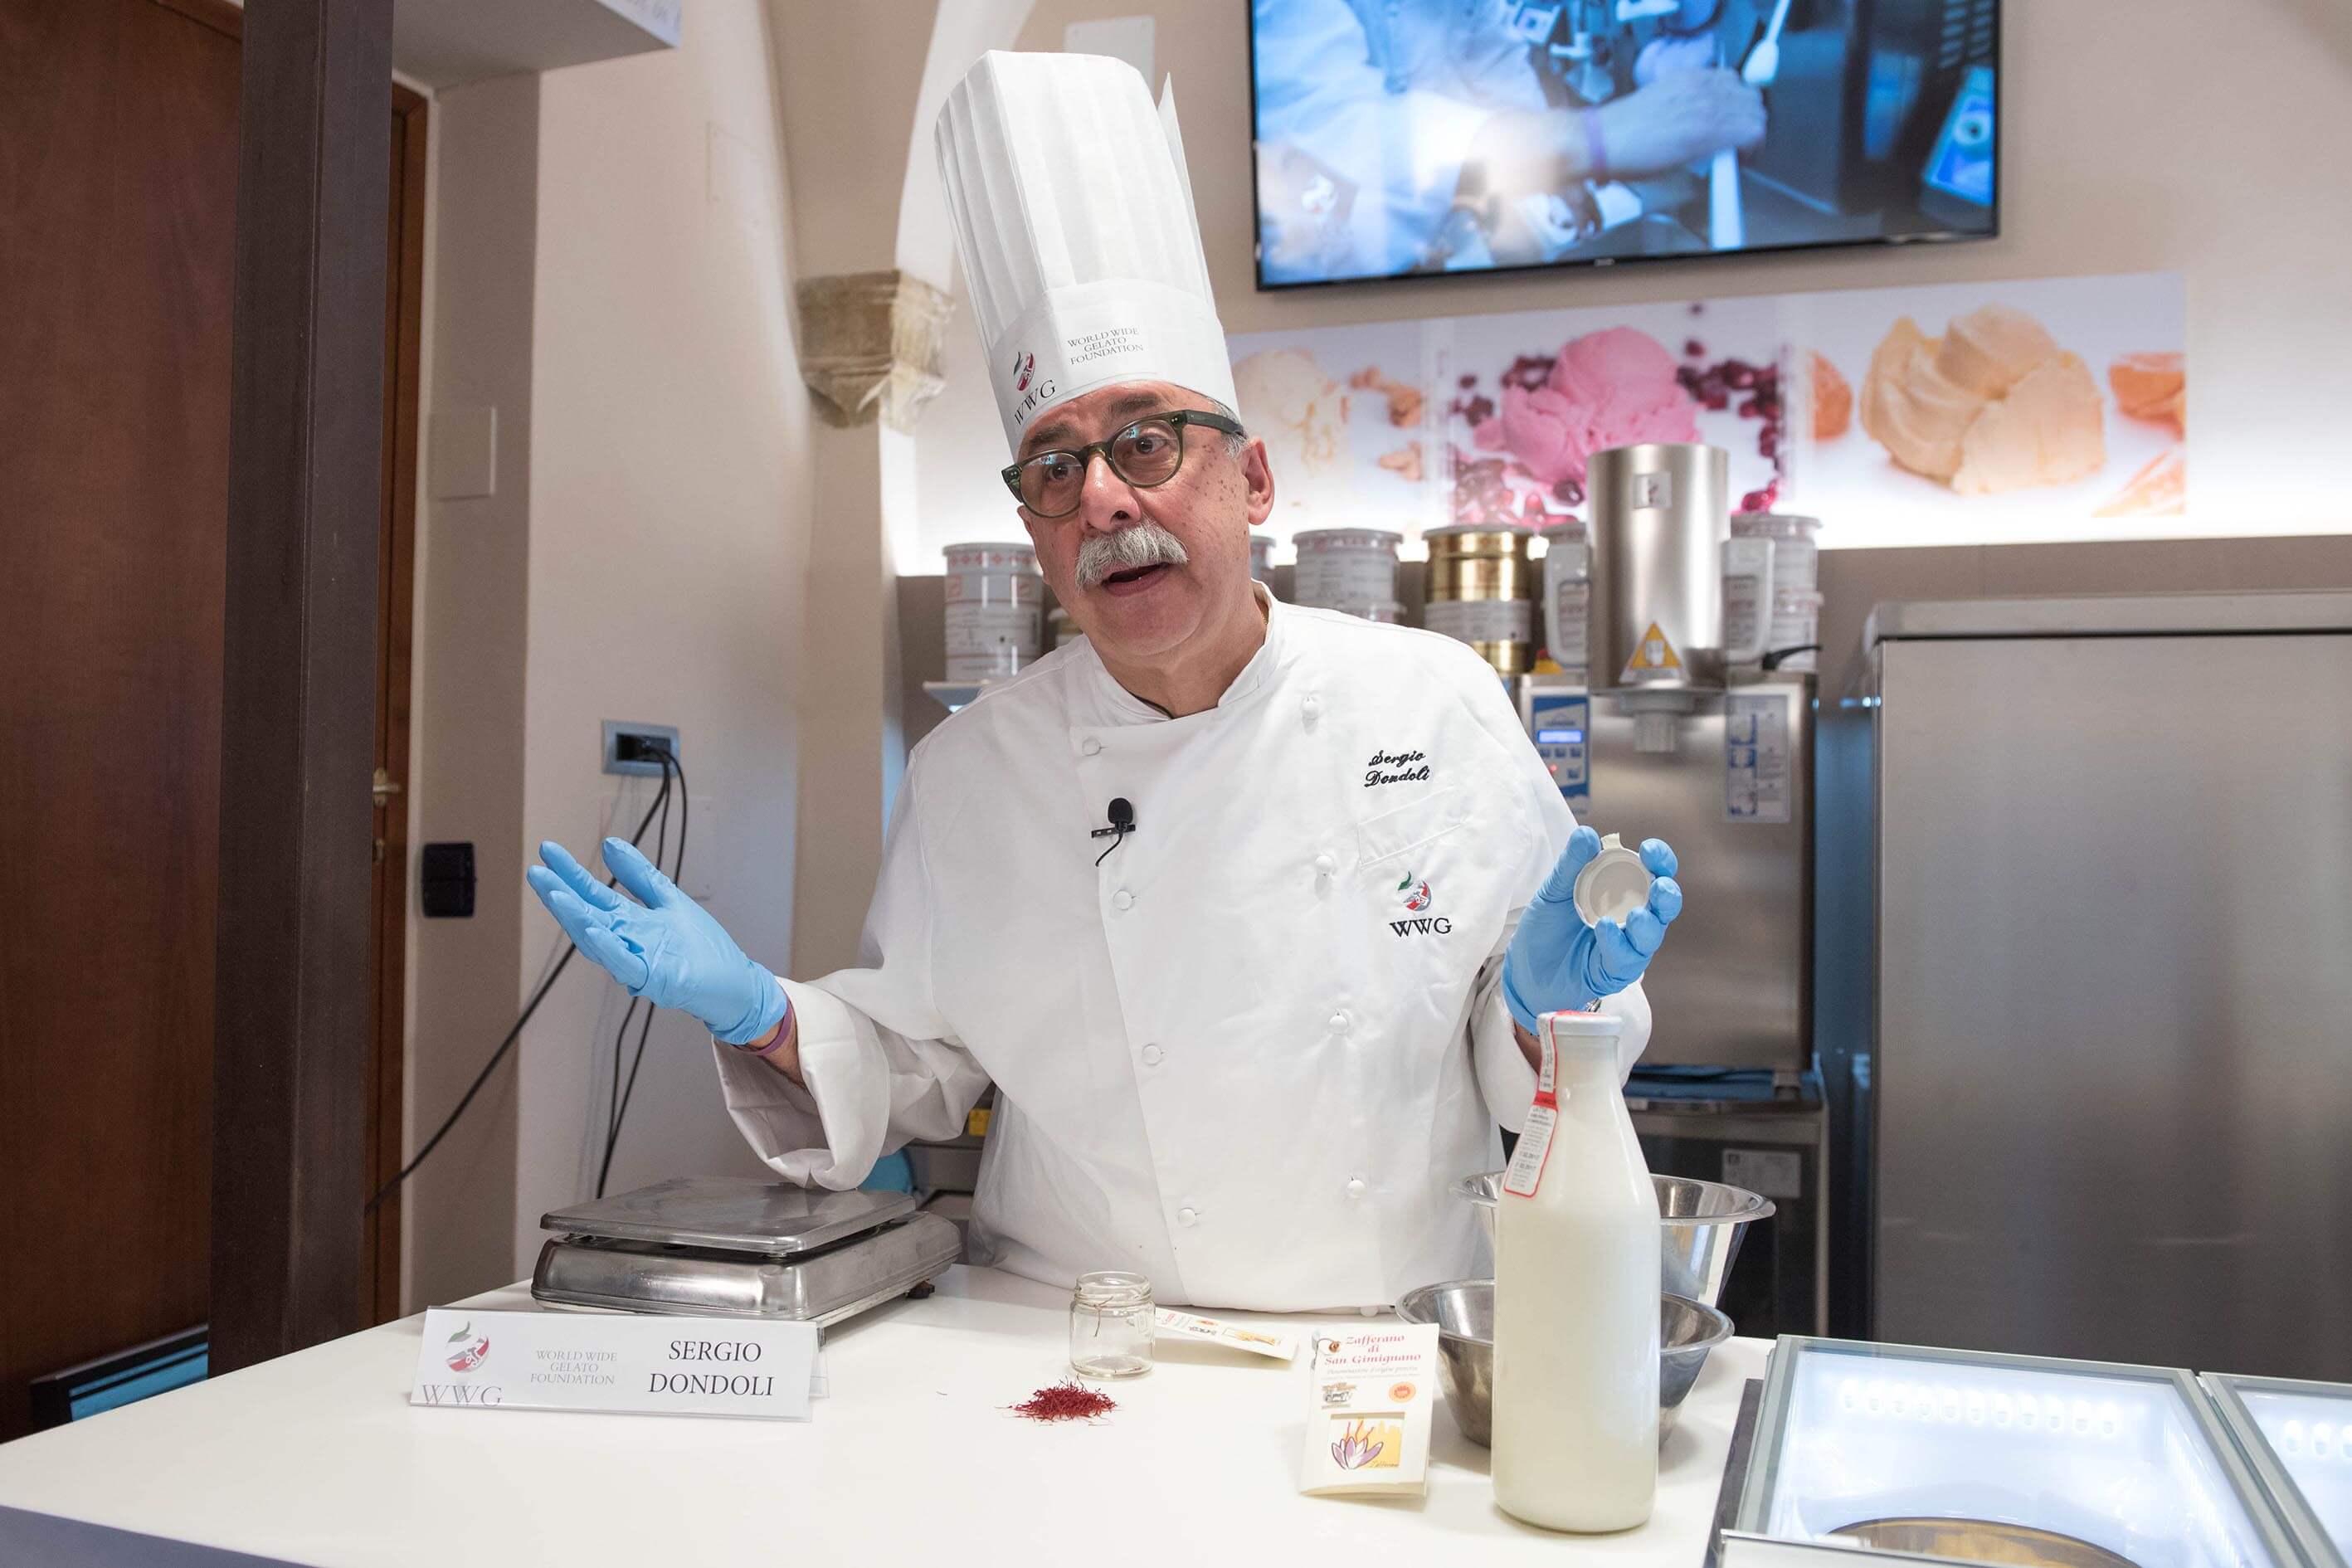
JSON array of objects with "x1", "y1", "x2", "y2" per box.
[{"x1": 1010, "y1": 350, "x2": 1035, "y2": 393}]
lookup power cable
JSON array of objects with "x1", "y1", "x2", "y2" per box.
[
  {"x1": 366, "y1": 770, "x2": 673, "y2": 1212},
  {"x1": 593, "y1": 748, "x2": 675, "y2": 1198},
  {"x1": 597, "y1": 766, "x2": 670, "y2": 1185},
  {"x1": 597, "y1": 744, "x2": 687, "y2": 1197}
]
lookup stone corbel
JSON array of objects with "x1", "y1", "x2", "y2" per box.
[{"x1": 795, "y1": 269, "x2": 952, "y2": 433}]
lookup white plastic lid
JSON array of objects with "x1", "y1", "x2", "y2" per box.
[
  {"x1": 1571, "y1": 832, "x2": 1653, "y2": 927},
  {"x1": 1542, "y1": 1010, "x2": 1624, "y2": 1038}
]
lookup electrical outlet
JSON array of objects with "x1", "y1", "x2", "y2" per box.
[{"x1": 601, "y1": 721, "x2": 679, "y2": 777}]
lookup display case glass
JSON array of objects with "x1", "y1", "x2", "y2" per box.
[
  {"x1": 2205, "y1": 1374, "x2": 2352, "y2": 1568},
  {"x1": 1726, "y1": 1337, "x2": 2308, "y2": 1567}
]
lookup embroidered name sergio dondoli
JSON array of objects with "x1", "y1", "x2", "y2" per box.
[
  {"x1": 1366, "y1": 747, "x2": 1431, "y2": 787},
  {"x1": 1390, "y1": 871, "x2": 1451, "y2": 936}
]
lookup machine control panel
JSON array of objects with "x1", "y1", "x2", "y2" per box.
[{"x1": 1517, "y1": 681, "x2": 1591, "y2": 809}]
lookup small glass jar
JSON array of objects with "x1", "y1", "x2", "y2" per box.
[{"x1": 1069, "y1": 1271, "x2": 1155, "y2": 1379}]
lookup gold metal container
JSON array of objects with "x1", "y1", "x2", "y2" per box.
[
  {"x1": 1424, "y1": 525, "x2": 1536, "y2": 675},
  {"x1": 1427, "y1": 555, "x2": 1535, "y2": 600}
]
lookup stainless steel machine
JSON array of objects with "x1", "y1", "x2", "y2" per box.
[
  {"x1": 1514, "y1": 441, "x2": 1826, "y2": 1336},
  {"x1": 1841, "y1": 593, "x2": 2352, "y2": 1379}
]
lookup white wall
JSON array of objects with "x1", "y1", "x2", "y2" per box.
[
  {"x1": 513, "y1": 0, "x2": 814, "y2": 1268},
  {"x1": 404, "y1": 3, "x2": 819, "y2": 1300},
  {"x1": 903, "y1": 0, "x2": 2352, "y2": 563},
  {"x1": 405, "y1": 72, "x2": 541, "y2": 1311}
]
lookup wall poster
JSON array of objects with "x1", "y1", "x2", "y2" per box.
[{"x1": 1227, "y1": 271, "x2": 2186, "y2": 554}]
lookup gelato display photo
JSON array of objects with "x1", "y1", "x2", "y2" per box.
[
  {"x1": 1250, "y1": 0, "x2": 1999, "y2": 287},
  {"x1": 1228, "y1": 270, "x2": 2187, "y2": 555}
]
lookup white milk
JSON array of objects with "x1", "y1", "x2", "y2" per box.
[{"x1": 1493, "y1": 1011, "x2": 1662, "y2": 1532}]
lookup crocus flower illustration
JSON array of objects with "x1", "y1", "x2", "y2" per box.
[{"x1": 1332, "y1": 1420, "x2": 1386, "y2": 1470}]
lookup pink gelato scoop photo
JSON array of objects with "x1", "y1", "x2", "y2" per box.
[{"x1": 1477, "y1": 327, "x2": 1702, "y2": 485}]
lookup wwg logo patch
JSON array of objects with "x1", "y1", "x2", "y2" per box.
[{"x1": 1390, "y1": 871, "x2": 1450, "y2": 936}]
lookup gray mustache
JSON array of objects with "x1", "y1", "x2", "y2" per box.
[{"x1": 1075, "y1": 523, "x2": 1191, "y2": 588}]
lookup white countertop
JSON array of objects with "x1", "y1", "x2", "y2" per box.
[{"x1": 0, "y1": 1266, "x2": 1765, "y2": 1566}]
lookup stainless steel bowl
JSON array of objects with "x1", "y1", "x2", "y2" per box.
[
  {"x1": 1454, "y1": 1171, "x2": 1772, "y2": 1308},
  {"x1": 1395, "y1": 1279, "x2": 1732, "y2": 1447}
]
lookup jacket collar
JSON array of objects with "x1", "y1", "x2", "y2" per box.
[{"x1": 1078, "y1": 581, "x2": 1290, "y2": 726}]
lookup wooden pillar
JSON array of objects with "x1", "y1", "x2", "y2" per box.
[{"x1": 212, "y1": 0, "x2": 395, "y2": 1373}]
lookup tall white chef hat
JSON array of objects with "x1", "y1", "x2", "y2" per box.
[{"x1": 935, "y1": 51, "x2": 1238, "y2": 453}]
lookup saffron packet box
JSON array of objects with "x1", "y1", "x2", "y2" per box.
[
  {"x1": 1298, "y1": 1324, "x2": 1440, "y2": 1497},
  {"x1": 410, "y1": 1307, "x2": 816, "y2": 1420}
]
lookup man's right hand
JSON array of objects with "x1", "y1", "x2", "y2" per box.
[
  {"x1": 1598, "y1": 67, "x2": 1766, "y2": 175},
  {"x1": 527, "y1": 838, "x2": 790, "y2": 1047}
]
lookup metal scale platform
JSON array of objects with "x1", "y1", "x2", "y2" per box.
[{"x1": 532, "y1": 1177, "x2": 960, "y2": 1330}]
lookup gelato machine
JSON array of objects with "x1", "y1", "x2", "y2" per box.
[
  {"x1": 2203, "y1": 1374, "x2": 2352, "y2": 1568},
  {"x1": 1721, "y1": 1337, "x2": 2313, "y2": 1567}
]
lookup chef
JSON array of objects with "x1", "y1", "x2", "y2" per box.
[{"x1": 528, "y1": 51, "x2": 1682, "y2": 1312}]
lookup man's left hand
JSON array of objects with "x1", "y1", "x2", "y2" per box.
[{"x1": 1501, "y1": 828, "x2": 1682, "y2": 1033}]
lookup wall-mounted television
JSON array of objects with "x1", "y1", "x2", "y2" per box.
[{"x1": 1249, "y1": 0, "x2": 1999, "y2": 290}]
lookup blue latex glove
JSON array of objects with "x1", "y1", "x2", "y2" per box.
[
  {"x1": 1501, "y1": 828, "x2": 1682, "y2": 1034},
  {"x1": 526, "y1": 837, "x2": 789, "y2": 1046}
]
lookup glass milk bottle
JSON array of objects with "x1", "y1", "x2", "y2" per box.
[{"x1": 1492, "y1": 1010, "x2": 1661, "y2": 1532}]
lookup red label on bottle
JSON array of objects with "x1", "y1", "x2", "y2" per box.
[
  {"x1": 1502, "y1": 1106, "x2": 1556, "y2": 1197},
  {"x1": 1502, "y1": 1030, "x2": 1558, "y2": 1198}
]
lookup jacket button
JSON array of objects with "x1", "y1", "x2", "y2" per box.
[
  {"x1": 1313, "y1": 852, "x2": 1337, "y2": 878},
  {"x1": 1113, "y1": 889, "x2": 1135, "y2": 911},
  {"x1": 1176, "y1": 1205, "x2": 1199, "y2": 1228},
  {"x1": 1140, "y1": 1044, "x2": 1165, "y2": 1067},
  {"x1": 1346, "y1": 1177, "x2": 1367, "y2": 1200},
  {"x1": 1081, "y1": 738, "x2": 1103, "y2": 757},
  {"x1": 1328, "y1": 1010, "x2": 1350, "y2": 1033}
]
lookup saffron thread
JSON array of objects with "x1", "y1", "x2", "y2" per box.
[{"x1": 1008, "y1": 1380, "x2": 1118, "y2": 1423}]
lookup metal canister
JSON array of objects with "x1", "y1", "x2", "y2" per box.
[
  {"x1": 1423, "y1": 523, "x2": 1536, "y2": 676},
  {"x1": 942, "y1": 541, "x2": 1043, "y2": 682},
  {"x1": 1587, "y1": 443, "x2": 1730, "y2": 690},
  {"x1": 1293, "y1": 528, "x2": 1401, "y2": 617}
]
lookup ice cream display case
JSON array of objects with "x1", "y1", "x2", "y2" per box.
[
  {"x1": 2203, "y1": 1375, "x2": 2352, "y2": 1568},
  {"x1": 1721, "y1": 1337, "x2": 2314, "y2": 1568}
]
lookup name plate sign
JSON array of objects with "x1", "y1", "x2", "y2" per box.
[{"x1": 409, "y1": 1308, "x2": 816, "y2": 1420}]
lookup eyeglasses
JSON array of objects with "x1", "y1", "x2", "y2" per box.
[{"x1": 1001, "y1": 410, "x2": 1246, "y2": 519}]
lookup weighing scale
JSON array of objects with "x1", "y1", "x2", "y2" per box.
[{"x1": 533, "y1": 1177, "x2": 960, "y2": 1330}]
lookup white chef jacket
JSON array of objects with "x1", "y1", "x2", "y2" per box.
[{"x1": 713, "y1": 587, "x2": 1650, "y2": 1310}]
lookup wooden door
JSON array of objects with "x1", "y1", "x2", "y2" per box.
[
  {"x1": 0, "y1": 0, "x2": 421, "y2": 1436},
  {"x1": 368, "y1": 87, "x2": 426, "y2": 1328}
]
